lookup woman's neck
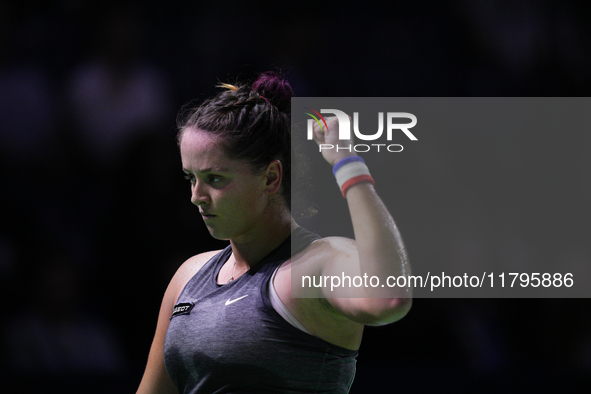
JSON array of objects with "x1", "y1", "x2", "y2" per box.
[{"x1": 229, "y1": 205, "x2": 296, "y2": 269}]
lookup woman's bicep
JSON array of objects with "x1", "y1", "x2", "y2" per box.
[
  {"x1": 136, "y1": 283, "x2": 178, "y2": 394},
  {"x1": 317, "y1": 238, "x2": 412, "y2": 325}
]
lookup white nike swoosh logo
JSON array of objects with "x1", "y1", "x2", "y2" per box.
[{"x1": 225, "y1": 295, "x2": 249, "y2": 306}]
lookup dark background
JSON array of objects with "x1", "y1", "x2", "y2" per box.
[{"x1": 1, "y1": 0, "x2": 590, "y2": 393}]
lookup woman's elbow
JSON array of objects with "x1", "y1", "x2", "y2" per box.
[{"x1": 353, "y1": 297, "x2": 413, "y2": 326}]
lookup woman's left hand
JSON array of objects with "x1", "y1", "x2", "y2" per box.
[{"x1": 311, "y1": 115, "x2": 357, "y2": 166}]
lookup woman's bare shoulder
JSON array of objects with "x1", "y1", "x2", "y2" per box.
[
  {"x1": 301, "y1": 236, "x2": 357, "y2": 259},
  {"x1": 289, "y1": 236, "x2": 357, "y2": 278},
  {"x1": 168, "y1": 250, "x2": 222, "y2": 303},
  {"x1": 176, "y1": 250, "x2": 221, "y2": 278}
]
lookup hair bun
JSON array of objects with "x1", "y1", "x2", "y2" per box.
[{"x1": 252, "y1": 71, "x2": 293, "y2": 113}]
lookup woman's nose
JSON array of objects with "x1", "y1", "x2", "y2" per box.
[{"x1": 190, "y1": 181, "x2": 209, "y2": 206}]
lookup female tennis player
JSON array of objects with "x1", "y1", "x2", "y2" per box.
[{"x1": 136, "y1": 72, "x2": 411, "y2": 394}]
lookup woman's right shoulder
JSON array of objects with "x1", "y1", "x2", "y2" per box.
[
  {"x1": 168, "y1": 250, "x2": 222, "y2": 304},
  {"x1": 136, "y1": 249, "x2": 222, "y2": 394}
]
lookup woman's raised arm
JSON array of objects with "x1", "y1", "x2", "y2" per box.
[{"x1": 310, "y1": 116, "x2": 412, "y2": 326}]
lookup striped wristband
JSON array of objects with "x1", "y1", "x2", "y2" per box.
[{"x1": 332, "y1": 156, "x2": 375, "y2": 197}]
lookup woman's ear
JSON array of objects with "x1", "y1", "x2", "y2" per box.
[{"x1": 263, "y1": 160, "x2": 283, "y2": 195}]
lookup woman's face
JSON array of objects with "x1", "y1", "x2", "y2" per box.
[{"x1": 180, "y1": 128, "x2": 270, "y2": 242}]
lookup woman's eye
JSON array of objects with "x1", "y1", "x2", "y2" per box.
[
  {"x1": 184, "y1": 174, "x2": 196, "y2": 184},
  {"x1": 209, "y1": 176, "x2": 223, "y2": 184}
]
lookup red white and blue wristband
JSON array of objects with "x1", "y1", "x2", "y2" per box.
[{"x1": 332, "y1": 156, "x2": 375, "y2": 198}]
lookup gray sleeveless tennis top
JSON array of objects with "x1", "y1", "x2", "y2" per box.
[{"x1": 163, "y1": 228, "x2": 358, "y2": 393}]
